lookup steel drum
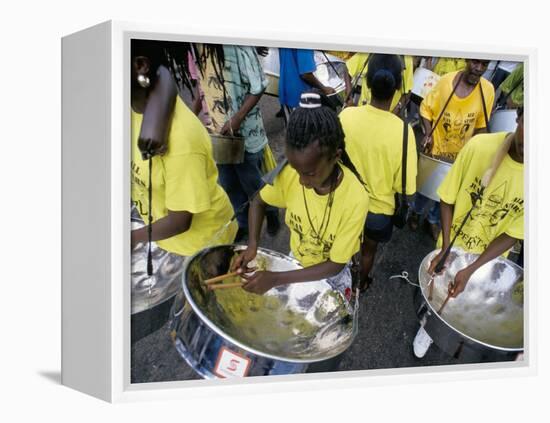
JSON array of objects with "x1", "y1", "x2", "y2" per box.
[
  {"x1": 131, "y1": 207, "x2": 186, "y2": 314},
  {"x1": 260, "y1": 48, "x2": 346, "y2": 102},
  {"x1": 210, "y1": 133, "x2": 245, "y2": 164},
  {"x1": 170, "y1": 244, "x2": 356, "y2": 378},
  {"x1": 415, "y1": 248, "x2": 523, "y2": 361},
  {"x1": 489, "y1": 109, "x2": 518, "y2": 133},
  {"x1": 411, "y1": 67, "x2": 440, "y2": 104},
  {"x1": 416, "y1": 153, "x2": 453, "y2": 202},
  {"x1": 260, "y1": 47, "x2": 280, "y2": 97}
]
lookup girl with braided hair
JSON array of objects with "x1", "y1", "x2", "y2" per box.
[
  {"x1": 340, "y1": 54, "x2": 418, "y2": 292},
  {"x1": 233, "y1": 92, "x2": 369, "y2": 302}
]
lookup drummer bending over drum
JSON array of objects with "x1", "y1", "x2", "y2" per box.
[
  {"x1": 408, "y1": 59, "x2": 494, "y2": 241},
  {"x1": 413, "y1": 108, "x2": 524, "y2": 358},
  {"x1": 340, "y1": 54, "x2": 418, "y2": 292},
  {"x1": 130, "y1": 40, "x2": 237, "y2": 271},
  {"x1": 233, "y1": 92, "x2": 369, "y2": 304}
]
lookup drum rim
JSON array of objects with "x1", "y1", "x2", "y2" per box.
[
  {"x1": 179, "y1": 243, "x2": 353, "y2": 363},
  {"x1": 418, "y1": 153, "x2": 454, "y2": 167},
  {"x1": 418, "y1": 247, "x2": 524, "y2": 352}
]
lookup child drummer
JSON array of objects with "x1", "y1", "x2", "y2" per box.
[
  {"x1": 413, "y1": 108, "x2": 524, "y2": 358},
  {"x1": 233, "y1": 92, "x2": 369, "y2": 302}
]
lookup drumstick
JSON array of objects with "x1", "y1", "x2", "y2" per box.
[
  {"x1": 203, "y1": 271, "x2": 240, "y2": 285},
  {"x1": 208, "y1": 282, "x2": 244, "y2": 291},
  {"x1": 437, "y1": 292, "x2": 453, "y2": 314}
]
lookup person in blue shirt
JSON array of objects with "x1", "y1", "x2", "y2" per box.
[{"x1": 278, "y1": 48, "x2": 336, "y2": 114}]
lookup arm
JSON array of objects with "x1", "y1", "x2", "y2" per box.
[
  {"x1": 343, "y1": 69, "x2": 354, "y2": 106},
  {"x1": 428, "y1": 200, "x2": 454, "y2": 274},
  {"x1": 131, "y1": 210, "x2": 192, "y2": 249},
  {"x1": 300, "y1": 72, "x2": 336, "y2": 95},
  {"x1": 220, "y1": 92, "x2": 263, "y2": 135},
  {"x1": 231, "y1": 194, "x2": 267, "y2": 271},
  {"x1": 451, "y1": 233, "x2": 517, "y2": 297},
  {"x1": 241, "y1": 260, "x2": 345, "y2": 295},
  {"x1": 421, "y1": 117, "x2": 434, "y2": 153},
  {"x1": 138, "y1": 66, "x2": 177, "y2": 156}
]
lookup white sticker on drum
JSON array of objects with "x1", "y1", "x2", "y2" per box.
[{"x1": 213, "y1": 347, "x2": 251, "y2": 378}]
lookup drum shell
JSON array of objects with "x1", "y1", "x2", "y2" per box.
[
  {"x1": 416, "y1": 153, "x2": 453, "y2": 202},
  {"x1": 411, "y1": 67, "x2": 440, "y2": 105},
  {"x1": 489, "y1": 109, "x2": 518, "y2": 133},
  {"x1": 170, "y1": 297, "x2": 307, "y2": 378},
  {"x1": 210, "y1": 134, "x2": 245, "y2": 164},
  {"x1": 131, "y1": 210, "x2": 186, "y2": 315},
  {"x1": 415, "y1": 248, "x2": 523, "y2": 361},
  {"x1": 170, "y1": 244, "x2": 356, "y2": 378}
]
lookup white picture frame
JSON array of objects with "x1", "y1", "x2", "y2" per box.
[{"x1": 61, "y1": 20, "x2": 536, "y2": 403}]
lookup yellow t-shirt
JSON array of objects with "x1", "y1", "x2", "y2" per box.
[
  {"x1": 260, "y1": 165, "x2": 369, "y2": 267},
  {"x1": 420, "y1": 71, "x2": 495, "y2": 161},
  {"x1": 432, "y1": 58, "x2": 467, "y2": 76},
  {"x1": 437, "y1": 132, "x2": 524, "y2": 254},
  {"x1": 346, "y1": 53, "x2": 414, "y2": 111},
  {"x1": 340, "y1": 105, "x2": 418, "y2": 215},
  {"x1": 131, "y1": 97, "x2": 237, "y2": 256}
]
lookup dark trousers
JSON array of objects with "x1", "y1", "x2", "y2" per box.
[{"x1": 217, "y1": 148, "x2": 277, "y2": 229}]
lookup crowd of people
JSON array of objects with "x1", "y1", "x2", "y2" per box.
[{"x1": 130, "y1": 40, "x2": 524, "y2": 364}]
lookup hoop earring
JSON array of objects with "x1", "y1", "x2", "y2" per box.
[{"x1": 137, "y1": 74, "x2": 150, "y2": 88}]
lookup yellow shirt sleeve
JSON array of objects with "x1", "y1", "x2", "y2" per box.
[
  {"x1": 259, "y1": 168, "x2": 288, "y2": 209},
  {"x1": 345, "y1": 53, "x2": 363, "y2": 77},
  {"x1": 329, "y1": 194, "x2": 368, "y2": 264},
  {"x1": 505, "y1": 214, "x2": 524, "y2": 240},
  {"x1": 419, "y1": 82, "x2": 439, "y2": 122},
  {"x1": 436, "y1": 141, "x2": 473, "y2": 205},
  {"x1": 164, "y1": 152, "x2": 211, "y2": 213}
]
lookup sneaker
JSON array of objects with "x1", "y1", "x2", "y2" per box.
[
  {"x1": 413, "y1": 325, "x2": 433, "y2": 358},
  {"x1": 408, "y1": 212, "x2": 420, "y2": 231},
  {"x1": 266, "y1": 213, "x2": 281, "y2": 237}
]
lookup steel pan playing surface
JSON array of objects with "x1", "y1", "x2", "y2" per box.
[
  {"x1": 180, "y1": 245, "x2": 356, "y2": 362},
  {"x1": 418, "y1": 248, "x2": 523, "y2": 350}
]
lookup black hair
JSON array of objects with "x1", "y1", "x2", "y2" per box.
[
  {"x1": 286, "y1": 92, "x2": 368, "y2": 190},
  {"x1": 196, "y1": 44, "x2": 225, "y2": 81},
  {"x1": 131, "y1": 39, "x2": 196, "y2": 94},
  {"x1": 366, "y1": 54, "x2": 403, "y2": 101},
  {"x1": 517, "y1": 106, "x2": 524, "y2": 117}
]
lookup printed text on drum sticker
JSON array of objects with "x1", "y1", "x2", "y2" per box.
[
  {"x1": 213, "y1": 346, "x2": 252, "y2": 378},
  {"x1": 453, "y1": 177, "x2": 523, "y2": 251}
]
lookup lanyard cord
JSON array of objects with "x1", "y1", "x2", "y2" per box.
[
  {"x1": 428, "y1": 71, "x2": 463, "y2": 138},
  {"x1": 479, "y1": 81, "x2": 490, "y2": 132},
  {"x1": 147, "y1": 156, "x2": 153, "y2": 276},
  {"x1": 302, "y1": 166, "x2": 338, "y2": 243}
]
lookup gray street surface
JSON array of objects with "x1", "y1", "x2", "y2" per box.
[{"x1": 131, "y1": 95, "x2": 504, "y2": 383}]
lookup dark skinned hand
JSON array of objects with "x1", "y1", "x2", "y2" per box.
[
  {"x1": 241, "y1": 271, "x2": 279, "y2": 295},
  {"x1": 220, "y1": 116, "x2": 242, "y2": 136},
  {"x1": 449, "y1": 266, "x2": 475, "y2": 298}
]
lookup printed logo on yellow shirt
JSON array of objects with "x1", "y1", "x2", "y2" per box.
[
  {"x1": 438, "y1": 110, "x2": 477, "y2": 161},
  {"x1": 288, "y1": 211, "x2": 335, "y2": 264},
  {"x1": 452, "y1": 177, "x2": 524, "y2": 251}
]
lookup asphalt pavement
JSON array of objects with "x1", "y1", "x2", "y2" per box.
[{"x1": 131, "y1": 95, "x2": 504, "y2": 384}]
